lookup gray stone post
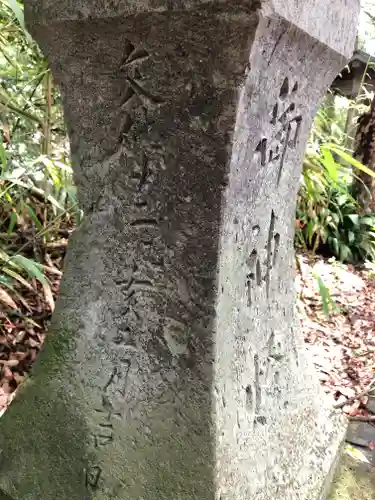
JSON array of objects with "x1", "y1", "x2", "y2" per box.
[{"x1": 0, "y1": 1, "x2": 358, "y2": 499}]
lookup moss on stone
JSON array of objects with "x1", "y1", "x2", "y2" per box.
[
  {"x1": 0, "y1": 324, "x2": 92, "y2": 500},
  {"x1": 328, "y1": 447, "x2": 375, "y2": 500}
]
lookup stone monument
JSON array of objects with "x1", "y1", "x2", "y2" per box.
[{"x1": 0, "y1": 1, "x2": 359, "y2": 499}]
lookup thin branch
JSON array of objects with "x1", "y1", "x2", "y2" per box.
[
  {"x1": 334, "y1": 378, "x2": 375, "y2": 409},
  {"x1": 348, "y1": 415, "x2": 375, "y2": 422}
]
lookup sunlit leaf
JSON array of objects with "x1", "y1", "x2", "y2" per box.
[
  {"x1": 2, "y1": 267, "x2": 34, "y2": 290},
  {"x1": 326, "y1": 144, "x2": 375, "y2": 178},
  {"x1": 321, "y1": 146, "x2": 339, "y2": 183},
  {"x1": 347, "y1": 214, "x2": 360, "y2": 226},
  {"x1": 1, "y1": 0, "x2": 32, "y2": 42},
  {"x1": 0, "y1": 142, "x2": 7, "y2": 172},
  {"x1": 10, "y1": 254, "x2": 48, "y2": 284},
  {"x1": 312, "y1": 271, "x2": 332, "y2": 318}
]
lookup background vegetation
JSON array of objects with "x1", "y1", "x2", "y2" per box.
[
  {"x1": 295, "y1": 93, "x2": 375, "y2": 263},
  {"x1": 0, "y1": 0, "x2": 81, "y2": 316}
]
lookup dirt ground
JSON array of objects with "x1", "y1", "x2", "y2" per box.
[
  {"x1": 297, "y1": 254, "x2": 375, "y2": 415},
  {"x1": 297, "y1": 254, "x2": 375, "y2": 499}
]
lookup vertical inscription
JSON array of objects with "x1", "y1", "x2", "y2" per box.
[
  {"x1": 251, "y1": 353, "x2": 267, "y2": 426},
  {"x1": 254, "y1": 76, "x2": 302, "y2": 186},
  {"x1": 118, "y1": 40, "x2": 164, "y2": 141},
  {"x1": 114, "y1": 254, "x2": 157, "y2": 354},
  {"x1": 244, "y1": 342, "x2": 284, "y2": 426},
  {"x1": 86, "y1": 364, "x2": 132, "y2": 491},
  {"x1": 253, "y1": 354, "x2": 261, "y2": 415},
  {"x1": 255, "y1": 138, "x2": 267, "y2": 166},
  {"x1": 246, "y1": 250, "x2": 257, "y2": 307},
  {"x1": 113, "y1": 36, "x2": 167, "y2": 353},
  {"x1": 242, "y1": 78, "x2": 299, "y2": 432},
  {"x1": 246, "y1": 211, "x2": 280, "y2": 305},
  {"x1": 85, "y1": 466, "x2": 102, "y2": 490},
  {"x1": 91, "y1": 35, "x2": 168, "y2": 496},
  {"x1": 246, "y1": 76, "x2": 300, "y2": 307},
  {"x1": 85, "y1": 37, "x2": 163, "y2": 494},
  {"x1": 265, "y1": 210, "x2": 275, "y2": 298},
  {"x1": 273, "y1": 233, "x2": 280, "y2": 267}
]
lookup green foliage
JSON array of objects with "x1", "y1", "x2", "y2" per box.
[
  {"x1": 0, "y1": 144, "x2": 81, "y2": 295},
  {"x1": 296, "y1": 94, "x2": 375, "y2": 263},
  {"x1": 2, "y1": 0, "x2": 29, "y2": 36},
  {"x1": 0, "y1": 1, "x2": 80, "y2": 309},
  {"x1": 312, "y1": 270, "x2": 339, "y2": 318},
  {"x1": 0, "y1": 1, "x2": 64, "y2": 158},
  {"x1": 364, "y1": 260, "x2": 375, "y2": 280}
]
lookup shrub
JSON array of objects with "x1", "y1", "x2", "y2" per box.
[{"x1": 296, "y1": 96, "x2": 375, "y2": 263}]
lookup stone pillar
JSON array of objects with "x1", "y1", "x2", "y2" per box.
[{"x1": 0, "y1": 1, "x2": 358, "y2": 499}]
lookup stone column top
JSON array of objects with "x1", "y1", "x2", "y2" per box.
[
  {"x1": 266, "y1": 0, "x2": 359, "y2": 58},
  {"x1": 26, "y1": 0, "x2": 359, "y2": 57}
]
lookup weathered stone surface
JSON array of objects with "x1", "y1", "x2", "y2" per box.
[
  {"x1": 0, "y1": 1, "x2": 358, "y2": 499},
  {"x1": 365, "y1": 395, "x2": 375, "y2": 414},
  {"x1": 347, "y1": 421, "x2": 375, "y2": 450}
]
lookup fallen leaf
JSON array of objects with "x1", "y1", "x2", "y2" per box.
[
  {"x1": 348, "y1": 400, "x2": 361, "y2": 416},
  {"x1": 27, "y1": 338, "x2": 39, "y2": 348},
  {"x1": 0, "y1": 359, "x2": 19, "y2": 367},
  {"x1": 0, "y1": 288, "x2": 18, "y2": 311},
  {"x1": 43, "y1": 282, "x2": 55, "y2": 312},
  {"x1": 10, "y1": 352, "x2": 27, "y2": 361},
  {"x1": 2, "y1": 366, "x2": 13, "y2": 379}
]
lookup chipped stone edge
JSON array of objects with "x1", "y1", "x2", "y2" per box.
[{"x1": 318, "y1": 420, "x2": 347, "y2": 500}]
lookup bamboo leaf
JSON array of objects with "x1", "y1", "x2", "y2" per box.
[
  {"x1": 0, "y1": 142, "x2": 7, "y2": 171},
  {"x1": 0, "y1": 100, "x2": 42, "y2": 124},
  {"x1": 2, "y1": 267, "x2": 35, "y2": 291},
  {"x1": 23, "y1": 202, "x2": 43, "y2": 230},
  {"x1": 10, "y1": 254, "x2": 48, "y2": 284},
  {"x1": 326, "y1": 144, "x2": 375, "y2": 179},
  {"x1": 1, "y1": 0, "x2": 32, "y2": 42},
  {"x1": 313, "y1": 272, "x2": 331, "y2": 318},
  {"x1": 7, "y1": 210, "x2": 18, "y2": 234},
  {"x1": 321, "y1": 147, "x2": 339, "y2": 183}
]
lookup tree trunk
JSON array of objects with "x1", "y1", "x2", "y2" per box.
[
  {"x1": 0, "y1": 1, "x2": 358, "y2": 499},
  {"x1": 353, "y1": 93, "x2": 375, "y2": 212}
]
